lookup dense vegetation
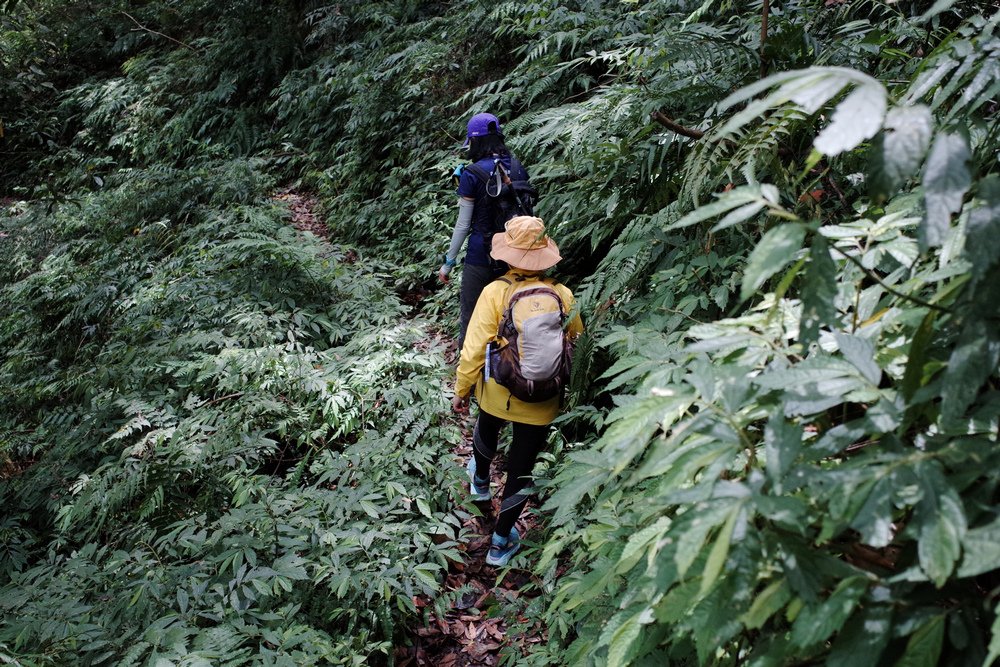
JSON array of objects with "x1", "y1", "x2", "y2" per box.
[{"x1": 2, "y1": 0, "x2": 998, "y2": 665}]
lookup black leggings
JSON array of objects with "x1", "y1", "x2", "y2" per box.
[
  {"x1": 458, "y1": 262, "x2": 506, "y2": 352},
  {"x1": 471, "y1": 409, "x2": 549, "y2": 538}
]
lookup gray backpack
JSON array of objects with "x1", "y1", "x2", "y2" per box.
[{"x1": 486, "y1": 277, "x2": 573, "y2": 403}]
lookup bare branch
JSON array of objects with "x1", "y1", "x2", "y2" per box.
[
  {"x1": 649, "y1": 110, "x2": 705, "y2": 140},
  {"x1": 760, "y1": 0, "x2": 771, "y2": 78},
  {"x1": 121, "y1": 11, "x2": 197, "y2": 51}
]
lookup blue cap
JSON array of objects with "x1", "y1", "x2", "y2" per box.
[{"x1": 462, "y1": 112, "x2": 502, "y2": 147}]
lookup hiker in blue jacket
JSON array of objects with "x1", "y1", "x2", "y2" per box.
[{"x1": 438, "y1": 112, "x2": 532, "y2": 351}]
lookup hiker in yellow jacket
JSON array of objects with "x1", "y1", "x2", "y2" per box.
[{"x1": 451, "y1": 216, "x2": 583, "y2": 566}]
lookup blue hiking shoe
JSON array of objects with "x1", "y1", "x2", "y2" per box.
[
  {"x1": 485, "y1": 528, "x2": 520, "y2": 567},
  {"x1": 466, "y1": 456, "x2": 491, "y2": 502}
]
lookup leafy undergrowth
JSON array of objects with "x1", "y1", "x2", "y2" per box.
[{"x1": 0, "y1": 164, "x2": 469, "y2": 665}]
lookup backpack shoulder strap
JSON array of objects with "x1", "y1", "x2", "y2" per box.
[
  {"x1": 465, "y1": 162, "x2": 490, "y2": 182},
  {"x1": 495, "y1": 276, "x2": 516, "y2": 308}
]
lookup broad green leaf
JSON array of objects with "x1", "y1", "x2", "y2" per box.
[
  {"x1": 601, "y1": 609, "x2": 650, "y2": 667},
  {"x1": 880, "y1": 236, "x2": 920, "y2": 267},
  {"x1": 764, "y1": 413, "x2": 803, "y2": 492},
  {"x1": 741, "y1": 579, "x2": 791, "y2": 630},
  {"x1": 741, "y1": 224, "x2": 807, "y2": 301},
  {"x1": 412, "y1": 562, "x2": 441, "y2": 591},
  {"x1": 783, "y1": 378, "x2": 869, "y2": 416},
  {"x1": 781, "y1": 540, "x2": 851, "y2": 603},
  {"x1": 896, "y1": 615, "x2": 945, "y2": 667},
  {"x1": 941, "y1": 319, "x2": 1000, "y2": 423},
  {"x1": 633, "y1": 435, "x2": 736, "y2": 487},
  {"x1": 790, "y1": 73, "x2": 854, "y2": 114},
  {"x1": 675, "y1": 503, "x2": 735, "y2": 577},
  {"x1": 273, "y1": 554, "x2": 309, "y2": 580},
  {"x1": 826, "y1": 603, "x2": 892, "y2": 667},
  {"x1": 921, "y1": 131, "x2": 971, "y2": 249},
  {"x1": 849, "y1": 475, "x2": 895, "y2": 548},
  {"x1": 869, "y1": 105, "x2": 933, "y2": 202},
  {"x1": 544, "y1": 463, "x2": 610, "y2": 525},
  {"x1": 690, "y1": 583, "x2": 745, "y2": 664},
  {"x1": 699, "y1": 504, "x2": 741, "y2": 595},
  {"x1": 600, "y1": 393, "x2": 695, "y2": 475},
  {"x1": 654, "y1": 579, "x2": 701, "y2": 625},
  {"x1": 916, "y1": 465, "x2": 967, "y2": 587},
  {"x1": 985, "y1": 602, "x2": 1000, "y2": 667},
  {"x1": 716, "y1": 73, "x2": 824, "y2": 136},
  {"x1": 754, "y1": 495, "x2": 809, "y2": 533},
  {"x1": 814, "y1": 81, "x2": 887, "y2": 156},
  {"x1": 957, "y1": 517, "x2": 1000, "y2": 578},
  {"x1": 718, "y1": 69, "x2": 820, "y2": 113},
  {"x1": 919, "y1": 0, "x2": 961, "y2": 22},
  {"x1": 901, "y1": 310, "x2": 938, "y2": 401},
  {"x1": 415, "y1": 496, "x2": 432, "y2": 518},
  {"x1": 799, "y1": 235, "x2": 838, "y2": 346},
  {"x1": 833, "y1": 332, "x2": 881, "y2": 385},
  {"x1": 966, "y1": 175, "x2": 1000, "y2": 281},
  {"x1": 789, "y1": 576, "x2": 867, "y2": 649},
  {"x1": 709, "y1": 201, "x2": 767, "y2": 233},
  {"x1": 616, "y1": 516, "x2": 672, "y2": 575},
  {"x1": 668, "y1": 184, "x2": 782, "y2": 232},
  {"x1": 358, "y1": 500, "x2": 381, "y2": 519},
  {"x1": 905, "y1": 57, "x2": 959, "y2": 105}
]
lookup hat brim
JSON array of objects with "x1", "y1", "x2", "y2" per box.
[
  {"x1": 490, "y1": 232, "x2": 562, "y2": 271},
  {"x1": 461, "y1": 130, "x2": 503, "y2": 149}
]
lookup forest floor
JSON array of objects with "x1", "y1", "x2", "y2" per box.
[{"x1": 278, "y1": 189, "x2": 548, "y2": 666}]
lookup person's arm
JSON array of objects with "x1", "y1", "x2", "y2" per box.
[
  {"x1": 561, "y1": 288, "x2": 584, "y2": 338},
  {"x1": 455, "y1": 283, "x2": 503, "y2": 399},
  {"x1": 439, "y1": 197, "x2": 475, "y2": 283}
]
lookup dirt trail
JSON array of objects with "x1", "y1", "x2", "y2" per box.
[
  {"x1": 399, "y1": 401, "x2": 547, "y2": 667},
  {"x1": 275, "y1": 189, "x2": 330, "y2": 240},
  {"x1": 278, "y1": 190, "x2": 547, "y2": 665}
]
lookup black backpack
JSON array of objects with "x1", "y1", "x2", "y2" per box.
[{"x1": 465, "y1": 157, "x2": 539, "y2": 260}]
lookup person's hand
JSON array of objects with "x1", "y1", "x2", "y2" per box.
[
  {"x1": 451, "y1": 393, "x2": 469, "y2": 414},
  {"x1": 439, "y1": 255, "x2": 456, "y2": 283}
]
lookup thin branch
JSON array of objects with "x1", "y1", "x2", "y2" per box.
[
  {"x1": 650, "y1": 110, "x2": 705, "y2": 140},
  {"x1": 831, "y1": 245, "x2": 954, "y2": 314},
  {"x1": 121, "y1": 11, "x2": 197, "y2": 51},
  {"x1": 760, "y1": 0, "x2": 771, "y2": 79},
  {"x1": 200, "y1": 392, "x2": 245, "y2": 407},
  {"x1": 690, "y1": 266, "x2": 711, "y2": 291},
  {"x1": 822, "y1": 173, "x2": 851, "y2": 212}
]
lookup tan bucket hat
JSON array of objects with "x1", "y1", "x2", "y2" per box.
[{"x1": 490, "y1": 216, "x2": 562, "y2": 271}]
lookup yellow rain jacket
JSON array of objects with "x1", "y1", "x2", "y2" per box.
[{"x1": 455, "y1": 270, "x2": 584, "y2": 425}]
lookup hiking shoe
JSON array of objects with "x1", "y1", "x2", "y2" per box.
[
  {"x1": 485, "y1": 528, "x2": 520, "y2": 567},
  {"x1": 466, "y1": 456, "x2": 491, "y2": 501}
]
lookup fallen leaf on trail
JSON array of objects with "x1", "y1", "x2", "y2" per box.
[
  {"x1": 484, "y1": 620, "x2": 504, "y2": 641},
  {"x1": 467, "y1": 641, "x2": 502, "y2": 659}
]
